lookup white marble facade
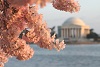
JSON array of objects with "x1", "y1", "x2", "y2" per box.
[{"x1": 60, "y1": 17, "x2": 90, "y2": 40}]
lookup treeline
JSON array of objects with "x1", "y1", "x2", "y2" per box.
[{"x1": 86, "y1": 29, "x2": 100, "y2": 41}]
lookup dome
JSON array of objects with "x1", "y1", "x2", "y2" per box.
[{"x1": 62, "y1": 17, "x2": 85, "y2": 26}]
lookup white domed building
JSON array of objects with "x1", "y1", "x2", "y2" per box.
[{"x1": 58, "y1": 17, "x2": 90, "y2": 42}]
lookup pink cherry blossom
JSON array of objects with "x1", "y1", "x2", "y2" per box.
[{"x1": 0, "y1": 0, "x2": 80, "y2": 67}]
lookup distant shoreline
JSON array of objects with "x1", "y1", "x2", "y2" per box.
[
  {"x1": 65, "y1": 41, "x2": 100, "y2": 45},
  {"x1": 29, "y1": 41, "x2": 100, "y2": 45}
]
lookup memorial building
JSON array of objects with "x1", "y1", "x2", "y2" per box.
[{"x1": 58, "y1": 17, "x2": 90, "y2": 42}]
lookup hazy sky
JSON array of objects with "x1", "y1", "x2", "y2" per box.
[{"x1": 39, "y1": 0, "x2": 100, "y2": 34}]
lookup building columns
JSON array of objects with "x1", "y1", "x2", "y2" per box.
[
  {"x1": 61, "y1": 28, "x2": 81, "y2": 39},
  {"x1": 61, "y1": 28, "x2": 81, "y2": 38}
]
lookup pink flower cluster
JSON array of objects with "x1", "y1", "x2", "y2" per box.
[
  {"x1": 0, "y1": 0, "x2": 80, "y2": 67},
  {"x1": 0, "y1": 48, "x2": 8, "y2": 67},
  {"x1": 52, "y1": 0, "x2": 80, "y2": 12},
  {"x1": 7, "y1": 0, "x2": 51, "y2": 7}
]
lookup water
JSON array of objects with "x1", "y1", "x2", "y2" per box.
[{"x1": 5, "y1": 44, "x2": 100, "y2": 67}]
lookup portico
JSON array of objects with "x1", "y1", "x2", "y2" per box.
[
  {"x1": 61, "y1": 28, "x2": 81, "y2": 38},
  {"x1": 59, "y1": 17, "x2": 90, "y2": 41}
]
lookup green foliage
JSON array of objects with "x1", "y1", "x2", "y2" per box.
[{"x1": 86, "y1": 29, "x2": 99, "y2": 41}]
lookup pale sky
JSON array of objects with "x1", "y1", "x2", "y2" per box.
[{"x1": 39, "y1": 0, "x2": 100, "y2": 34}]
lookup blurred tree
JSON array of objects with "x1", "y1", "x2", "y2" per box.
[
  {"x1": 86, "y1": 29, "x2": 99, "y2": 41},
  {"x1": 50, "y1": 26, "x2": 57, "y2": 39}
]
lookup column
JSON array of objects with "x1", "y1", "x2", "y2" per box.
[
  {"x1": 64, "y1": 28, "x2": 65, "y2": 38},
  {"x1": 66, "y1": 28, "x2": 68, "y2": 38},
  {"x1": 78, "y1": 28, "x2": 80, "y2": 38},
  {"x1": 70, "y1": 28, "x2": 71, "y2": 38},
  {"x1": 73, "y1": 28, "x2": 75, "y2": 38},
  {"x1": 65, "y1": 28, "x2": 67, "y2": 38},
  {"x1": 72, "y1": 28, "x2": 73, "y2": 37},
  {"x1": 76, "y1": 28, "x2": 78, "y2": 38},
  {"x1": 61, "y1": 28, "x2": 64, "y2": 38},
  {"x1": 74, "y1": 28, "x2": 76, "y2": 38},
  {"x1": 69, "y1": 28, "x2": 71, "y2": 38},
  {"x1": 70, "y1": 28, "x2": 72, "y2": 38},
  {"x1": 63, "y1": 28, "x2": 64, "y2": 38},
  {"x1": 79, "y1": 28, "x2": 81, "y2": 38},
  {"x1": 77, "y1": 28, "x2": 79, "y2": 38},
  {"x1": 68, "y1": 28, "x2": 70, "y2": 38},
  {"x1": 75, "y1": 28, "x2": 77, "y2": 38},
  {"x1": 63, "y1": 28, "x2": 65, "y2": 38},
  {"x1": 72, "y1": 28, "x2": 74, "y2": 38}
]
